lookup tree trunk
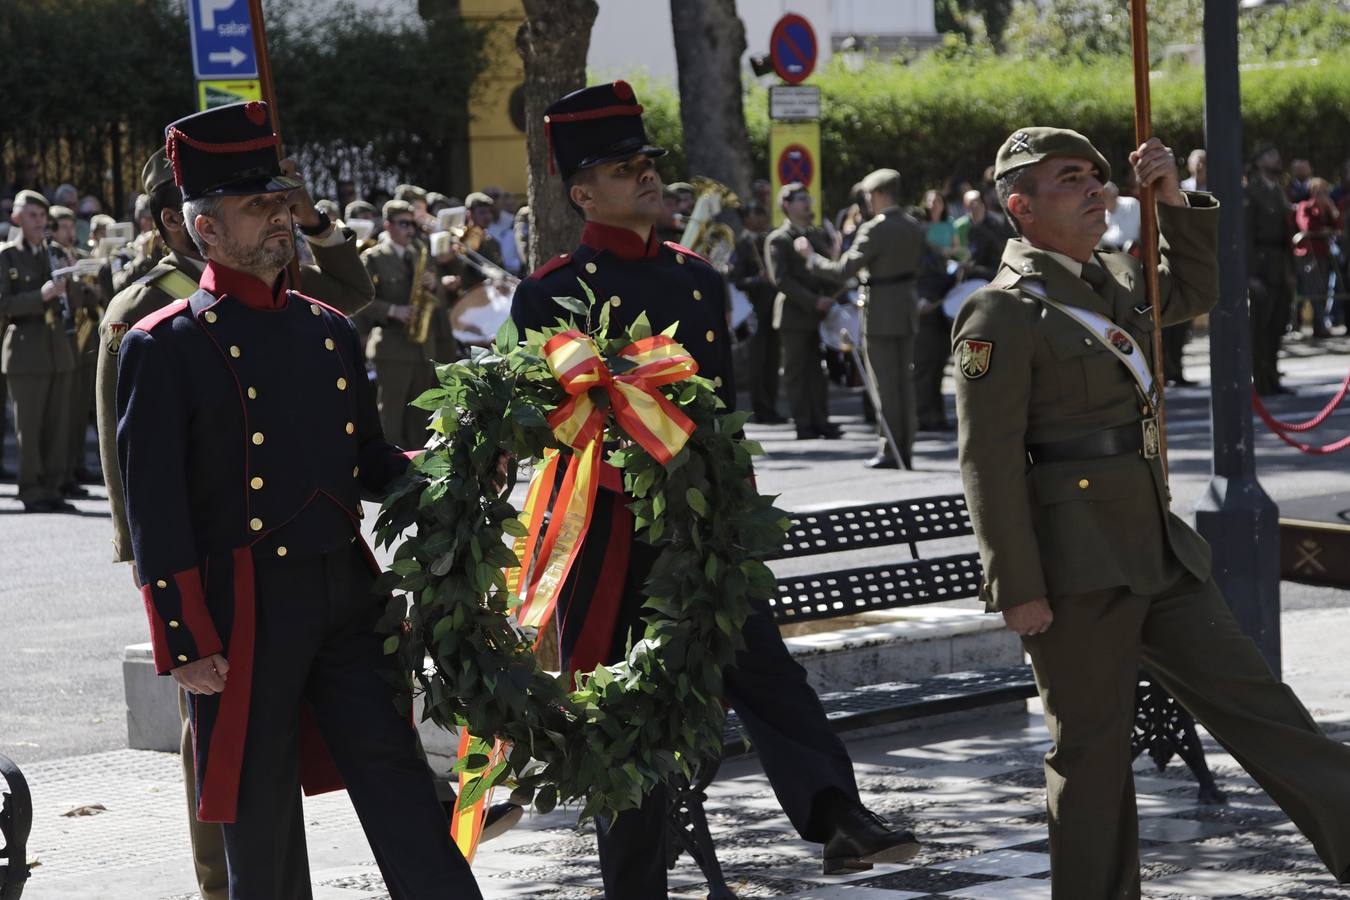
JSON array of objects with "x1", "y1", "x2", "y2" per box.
[
  {"x1": 670, "y1": 0, "x2": 754, "y2": 199},
  {"x1": 515, "y1": 0, "x2": 598, "y2": 271}
]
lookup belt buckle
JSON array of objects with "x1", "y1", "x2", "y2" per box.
[{"x1": 1140, "y1": 416, "x2": 1160, "y2": 460}]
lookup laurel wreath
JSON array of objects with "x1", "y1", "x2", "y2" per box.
[{"x1": 372, "y1": 283, "x2": 788, "y2": 821}]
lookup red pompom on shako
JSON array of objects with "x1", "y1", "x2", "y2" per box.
[{"x1": 243, "y1": 101, "x2": 268, "y2": 127}]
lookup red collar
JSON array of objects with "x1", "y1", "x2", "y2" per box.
[
  {"x1": 580, "y1": 220, "x2": 659, "y2": 260},
  {"x1": 200, "y1": 260, "x2": 289, "y2": 310}
]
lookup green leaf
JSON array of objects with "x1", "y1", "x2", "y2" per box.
[
  {"x1": 500, "y1": 516, "x2": 530, "y2": 538},
  {"x1": 629, "y1": 311, "x2": 652, "y2": 341},
  {"x1": 553, "y1": 295, "x2": 589, "y2": 316},
  {"x1": 685, "y1": 487, "x2": 708, "y2": 517},
  {"x1": 382, "y1": 635, "x2": 401, "y2": 655},
  {"x1": 535, "y1": 783, "x2": 558, "y2": 815},
  {"x1": 495, "y1": 318, "x2": 519, "y2": 354}
]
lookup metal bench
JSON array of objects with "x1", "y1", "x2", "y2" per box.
[
  {"x1": 668, "y1": 494, "x2": 1223, "y2": 898},
  {"x1": 0, "y1": 754, "x2": 32, "y2": 900}
]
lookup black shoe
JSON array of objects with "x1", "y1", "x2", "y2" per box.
[
  {"x1": 796, "y1": 428, "x2": 820, "y2": 440},
  {"x1": 23, "y1": 500, "x2": 56, "y2": 514},
  {"x1": 61, "y1": 482, "x2": 91, "y2": 499},
  {"x1": 751, "y1": 412, "x2": 788, "y2": 425},
  {"x1": 0, "y1": 466, "x2": 13, "y2": 483},
  {"x1": 480, "y1": 801, "x2": 524, "y2": 843},
  {"x1": 817, "y1": 424, "x2": 843, "y2": 440},
  {"x1": 864, "y1": 453, "x2": 899, "y2": 469},
  {"x1": 1275, "y1": 384, "x2": 1298, "y2": 395},
  {"x1": 822, "y1": 805, "x2": 921, "y2": 875},
  {"x1": 50, "y1": 499, "x2": 79, "y2": 513}
]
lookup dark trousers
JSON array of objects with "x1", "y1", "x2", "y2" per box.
[
  {"x1": 8, "y1": 370, "x2": 71, "y2": 504},
  {"x1": 1161, "y1": 322, "x2": 1190, "y2": 382},
  {"x1": 747, "y1": 311, "x2": 782, "y2": 420},
  {"x1": 1250, "y1": 248, "x2": 1292, "y2": 393},
  {"x1": 561, "y1": 497, "x2": 860, "y2": 899},
  {"x1": 862, "y1": 330, "x2": 916, "y2": 460},
  {"x1": 779, "y1": 326, "x2": 831, "y2": 429},
  {"x1": 373, "y1": 358, "x2": 436, "y2": 450},
  {"x1": 913, "y1": 308, "x2": 951, "y2": 428},
  {"x1": 219, "y1": 548, "x2": 481, "y2": 900},
  {"x1": 1024, "y1": 572, "x2": 1350, "y2": 898}
]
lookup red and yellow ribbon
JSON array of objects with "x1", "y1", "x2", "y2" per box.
[{"x1": 452, "y1": 329, "x2": 698, "y2": 861}]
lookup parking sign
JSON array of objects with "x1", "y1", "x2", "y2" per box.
[{"x1": 187, "y1": 0, "x2": 259, "y2": 80}]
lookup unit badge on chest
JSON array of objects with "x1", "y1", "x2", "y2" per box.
[
  {"x1": 1106, "y1": 327, "x2": 1134, "y2": 355},
  {"x1": 958, "y1": 339, "x2": 994, "y2": 379}
]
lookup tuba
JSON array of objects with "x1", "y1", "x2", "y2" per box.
[
  {"x1": 406, "y1": 243, "x2": 437, "y2": 345},
  {"x1": 679, "y1": 176, "x2": 740, "y2": 270}
]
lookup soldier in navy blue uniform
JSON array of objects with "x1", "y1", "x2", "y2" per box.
[
  {"x1": 511, "y1": 81, "x2": 920, "y2": 899},
  {"x1": 115, "y1": 102, "x2": 482, "y2": 900}
]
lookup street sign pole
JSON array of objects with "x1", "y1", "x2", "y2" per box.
[
  {"x1": 767, "y1": 14, "x2": 821, "y2": 227},
  {"x1": 1194, "y1": 0, "x2": 1282, "y2": 674}
]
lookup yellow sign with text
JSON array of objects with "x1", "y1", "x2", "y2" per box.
[
  {"x1": 769, "y1": 121, "x2": 822, "y2": 227},
  {"x1": 197, "y1": 80, "x2": 262, "y2": 112}
]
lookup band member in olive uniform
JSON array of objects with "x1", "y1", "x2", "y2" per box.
[
  {"x1": 795, "y1": 168, "x2": 924, "y2": 468},
  {"x1": 1, "y1": 190, "x2": 76, "y2": 512},
  {"x1": 1245, "y1": 143, "x2": 1295, "y2": 396},
  {"x1": 47, "y1": 205, "x2": 104, "y2": 492},
  {"x1": 116, "y1": 102, "x2": 481, "y2": 900},
  {"x1": 730, "y1": 201, "x2": 784, "y2": 423},
  {"x1": 511, "y1": 81, "x2": 919, "y2": 900},
  {"x1": 96, "y1": 144, "x2": 375, "y2": 900},
  {"x1": 955, "y1": 126, "x2": 1350, "y2": 897},
  {"x1": 765, "y1": 183, "x2": 842, "y2": 439},
  {"x1": 356, "y1": 200, "x2": 446, "y2": 449}
]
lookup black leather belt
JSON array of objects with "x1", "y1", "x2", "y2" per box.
[
  {"x1": 865, "y1": 273, "x2": 915, "y2": 286},
  {"x1": 1027, "y1": 422, "x2": 1144, "y2": 465}
]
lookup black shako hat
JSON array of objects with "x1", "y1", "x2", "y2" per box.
[
  {"x1": 543, "y1": 80, "x2": 666, "y2": 180},
  {"x1": 164, "y1": 101, "x2": 300, "y2": 201}
]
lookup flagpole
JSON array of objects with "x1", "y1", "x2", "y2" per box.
[
  {"x1": 247, "y1": 0, "x2": 301, "y2": 287},
  {"x1": 1129, "y1": 0, "x2": 1168, "y2": 475}
]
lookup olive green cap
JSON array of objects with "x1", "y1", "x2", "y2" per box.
[
  {"x1": 382, "y1": 199, "x2": 413, "y2": 220},
  {"x1": 90, "y1": 214, "x2": 116, "y2": 231},
  {"x1": 394, "y1": 183, "x2": 426, "y2": 203},
  {"x1": 860, "y1": 168, "x2": 901, "y2": 198},
  {"x1": 345, "y1": 199, "x2": 376, "y2": 219},
  {"x1": 666, "y1": 181, "x2": 694, "y2": 194},
  {"x1": 314, "y1": 198, "x2": 340, "y2": 219},
  {"x1": 142, "y1": 148, "x2": 175, "y2": 194},
  {"x1": 48, "y1": 205, "x2": 75, "y2": 221},
  {"x1": 465, "y1": 191, "x2": 494, "y2": 208},
  {"x1": 13, "y1": 189, "x2": 49, "y2": 211},
  {"x1": 994, "y1": 127, "x2": 1111, "y2": 182}
]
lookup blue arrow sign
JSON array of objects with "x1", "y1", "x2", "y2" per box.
[{"x1": 188, "y1": 0, "x2": 259, "y2": 80}]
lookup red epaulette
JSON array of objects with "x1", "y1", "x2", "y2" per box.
[
  {"x1": 131, "y1": 299, "x2": 190, "y2": 334},
  {"x1": 662, "y1": 241, "x2": 712, "y2": 266},
  {"x1": 526, "y1": 253, "x2": 574, "y2": 281}
]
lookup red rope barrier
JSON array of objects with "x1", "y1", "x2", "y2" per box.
[{"x1": 1251, "y1": 369, "x2": 1350, "y2": 454}]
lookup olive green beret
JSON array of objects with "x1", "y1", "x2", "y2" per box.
[
  {"x1": 345, "y1": 199, "x2": 376, "y2": 219},
  {"x1": 465, "y1": 191, "x2": 494, "y2": 209},
  {"x1": 393, "y1": 183, "x2": 426, "y2": 203},
  {"x1": 994, "y1": 127, "x2": 1111, "y2": 183},
  {"x1": 860, "y1": 168, "x2": 901, "y2": 197},
  {"x1": 382, "y1": 199, "x2": 413, "y2": 220},
  {"x1": 13, "y1": 189, "x2": 49, "y2": 211},
  {"x1": 142, "y1": 148, "x2": 175, "y2": 194},
  {"x1": 48, "y1": 205, "x2": 75, "y2": 221}
]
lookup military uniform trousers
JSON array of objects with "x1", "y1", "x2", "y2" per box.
[
  {"x1": 217, "y1": 545, "x2": 481, "y2": 900},
  {"x1": 779, "y1": 326, "x2": 831, "y2": 431},
  {"x1": 372, "y1": 358, "x2": 436, "y2": 452},
  {"x1": 558, "y1": 491, "x2": 861, "y2": 899},
  {"x1": 747, "y1": 297, "x2": 782, "y2": 420},
  {"x1": 861, "y1": 321, "x2": 916, "y2": 460},
  {"x1": 8, "y1": 370, "x2": 71, "y2": 504},
  {"x1": 1249, "y1": 246, "x2": 1292, "y2": 393},
  {"x1": 912, "y1": 308, "x2": 952, "y2": 429},
  {"x1": 1024, "y1": 567, "x2": 1350, "y2": 898},
  {"x1": 66, "y1": 351, "x2": 97, "y2": 481},
  {"x1": 178, "y1": 688, "x2": 229, "y2": 900}
]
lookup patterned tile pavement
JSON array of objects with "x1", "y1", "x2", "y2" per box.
[{"x1": 14, "y1": 711, "x2": 1350, "y2": 898}]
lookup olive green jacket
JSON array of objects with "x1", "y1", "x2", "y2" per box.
[
  {"x1": 953, "y1": 194, "x2": 1220, "y2": 611},
  {"x1": 806, "y1": 206, "x2": 925, "y2": 336},
  {"x1": 356, "y1": 237, "x2": 447, "y2": 363},
  {"x1": 96, "y1": 231, "x2": 372, "y2": 563},
  {"x1": 765, "y1": 221, "x2": 835, "y2": 332},
  {"x1": 1, "y1": 238, "x2": 79, "y2": 376}
]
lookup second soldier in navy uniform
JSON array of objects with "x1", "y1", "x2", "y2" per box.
[
  {"x1": 115, "y1": 102, "x2": 482, "y2": 900},
  {"x1": 510, "y1": 81, "x2": 920, "y2": 900}
]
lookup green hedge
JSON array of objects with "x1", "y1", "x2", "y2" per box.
[{"x1": 638, "y1": 55, "x2": 1350, "y2": 213}]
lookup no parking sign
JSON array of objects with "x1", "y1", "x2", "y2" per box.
[{"x1": 770, "y1": 125, "x2": 822, "y2": 227}]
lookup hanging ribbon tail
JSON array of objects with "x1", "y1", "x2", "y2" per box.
[
  {"x1": 507, "y1": 450, "x2": 559, "y2": 601},
  {"x1": 514, "y1": 440, "x2": 602, "y2": 630},
  {"x1": 449, "y1": 731, "x2": 510, "y2": 863}
]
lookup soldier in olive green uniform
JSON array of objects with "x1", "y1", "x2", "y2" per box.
[
  {"x1": 436, "y1": 191, "x2": 503, "y2": 358},
  {"x1": 48, "y1": 205, "x2": 105, "y2": 491},
  {"x1": 796, "y1": 168, "x2": 924, "y2": 468},
  {"x1": 1, "y1": 190, "x2": 76, "y2": 512},
  {"x1": 765, "y1": 182, "x2": 841, "y2": 440},
  {"x1": 355, "y1": 199, "x2": 446, "y2": 449},
  {"x1": 1245, "y1": 143, "x2": 1294, "y2": 396},
  {"x1": 94, "y1": 147, "x2": 374, "y2": 900},
  {"x1": 955, "y1": 127, "x2": 1350, "y2": 897}
]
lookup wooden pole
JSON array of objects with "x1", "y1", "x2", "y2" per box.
[
  {"x1": 247, "y1": 0, "x2": 301, "y2": 287},
  {"x1": 1129, "y1": 0, "x2": 1168, "y2": 474}
]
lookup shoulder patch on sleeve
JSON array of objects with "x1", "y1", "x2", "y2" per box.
[
  {"x1": 526, "y1": 253, "x2": 572, "y2": 281},
  {"x1": 662, "y1": 241, "x2": 712, "y2": 266},
  {"x1": 105, "y1": 321, "x2": 130, "y2": 355},
  {"x1": 130, "y1": 299, "x2": 190, "y2": 334},
  {"x1": 957, "y1": 339, "x2": 994, "y2": 379}
]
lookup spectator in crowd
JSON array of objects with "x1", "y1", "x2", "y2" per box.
[
  {"x1": 957, "y1": 188, "x2": 1014, "y2": 281},
  {"x1": 921, "y1": 189, "x2": 961, "y2": 261},
  {"x1": 1180, "y1": 149, "x2": 1207, "y2": 192},
  {"x1": 730, "y1": 202, "x2": 783, "y2": 424},
  {"x1": 1287, "y1": 158, "x2": 1312, "y2": 203},
  {"x1": 480, "y1": 186, "x2": 522, "y2": 275},
  {"x1": 751, "y1": 178, "x2": 772, "y2": 211},
  {"x1": 834, "y1": 183, "x2": 869, "y2": 254},
  {"x1": 1246, "y1": 143, "x2": 1295, "y2": 395},
  {"x1": 765, "y1": 182, "x2": 841, "y2": 440},
  {"x1": 1293, "y1": 176, "x2": 1339, "y2": 339},
  {"x1": 1100, "y1": 181, "x2": 1141, "y2": 251},
  {"x1": 513, "y1": 204, "x2": 530, "y2": 268}
]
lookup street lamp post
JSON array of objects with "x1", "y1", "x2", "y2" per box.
[{"x1": 1194, "y1": 0, "x2": 1282, "y2": 674}]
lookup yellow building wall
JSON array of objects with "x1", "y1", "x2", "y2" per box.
[{"x1": 463, "y1": 0, "x2": 527, "y2": 195}]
